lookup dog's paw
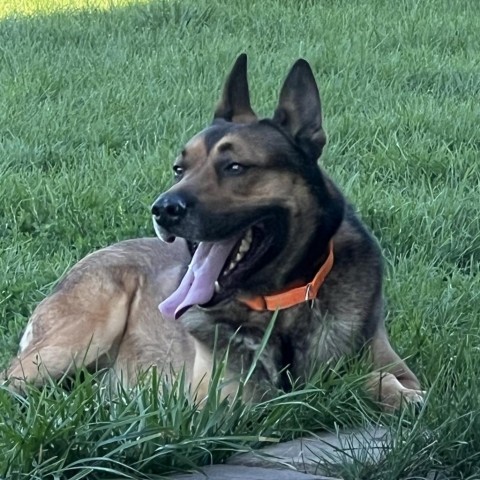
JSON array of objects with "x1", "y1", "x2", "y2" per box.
[
  {"x1": 399, "y1": 386, "x2": 425, "y2": 404},
  {"x1": 366, "y1": 372, "x2": 426, "y2": 413},
  {"x1": 392, "y1": 387, "x2": 426, "y2": 413}
]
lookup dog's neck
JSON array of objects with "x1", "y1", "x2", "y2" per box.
[{"x1": 238, "y1": 240, "x2": 334, "y2": 311}]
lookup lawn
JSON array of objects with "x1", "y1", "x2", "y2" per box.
[{"x1": 0, "y1": 0, "x2": 479, "y2": 478}]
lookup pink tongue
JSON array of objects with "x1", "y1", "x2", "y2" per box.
[{"x1": 159, "y1": 236, "x2": 240, "y2": 320}]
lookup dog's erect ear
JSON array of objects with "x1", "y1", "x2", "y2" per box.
[
  {"x1": 214, "y1": 54, "x2": 257, "y2": 124},
  {"x1": 273, "y1": 59, "x2": 326, "y2": 160}
]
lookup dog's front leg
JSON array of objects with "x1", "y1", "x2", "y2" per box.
[
  {"x1": 186, "y1": 318, "x2": 283, "y2": 404},
  {"x1": 367, "y1": 325, "x2": 425, "y2": 411}
]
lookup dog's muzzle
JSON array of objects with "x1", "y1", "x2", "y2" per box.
[{"x1": 151, "y1": 192, "x2": 189, "y2": 243}]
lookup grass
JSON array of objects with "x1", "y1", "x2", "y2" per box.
[
  {"x1": 0, "y1": 0, "x2": 479, "y2": 477},
  {"x1": 0, "y1": 0, "x2": 149, "y2": 18}
]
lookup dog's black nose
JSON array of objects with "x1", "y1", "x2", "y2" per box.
[{"x1": 151, "y1": 193, "x2": 188, "y2": 224}]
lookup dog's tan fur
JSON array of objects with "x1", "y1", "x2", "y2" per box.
[
  {"x1": 4, "y1": 56, "x2": 423, "y2": 411},
  {"x1": 6, "y1": 240, "x2": 195, "y2": 390}
]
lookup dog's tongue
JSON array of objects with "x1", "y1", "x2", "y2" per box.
[{"x1": 159, "y1": 236, "x2": 239, "y2": 320}]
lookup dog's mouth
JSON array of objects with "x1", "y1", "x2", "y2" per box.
[
  {"x1": 159, "y1": 223, "x2": 274, "y2": 320},
  {"x1": 215, "y1": 223, "x2": 272, "y2": 291}
]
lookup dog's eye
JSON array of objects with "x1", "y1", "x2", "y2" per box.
[
  {"x1": 224, "y1": 162, "x2": 247, "y2": 175},
  {"x1": 173, "y1": 165, "x2": 184, "y2": 178}
]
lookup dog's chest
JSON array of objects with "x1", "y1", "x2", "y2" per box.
[
  {"x1": 277, "y1": 301, "x2": 363, "y2": 373},
  {"x1": 182, "y1": 299, "x2": 364, "y2": 382}
]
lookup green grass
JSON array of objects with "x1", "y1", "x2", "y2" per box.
[
  {"x1": 0, "y1": 0, "x2": 148, "y2": 18},
  {"x1": 0, "y1": 0, "x2": 479, "y2": 478}
]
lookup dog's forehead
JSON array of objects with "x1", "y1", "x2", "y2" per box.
[
  {"x1": 183, "y1": 122, "x2": 285, "y2": 160},
  {"x1": 183, "y1": 123, "x2": 235, "y2": 158}
]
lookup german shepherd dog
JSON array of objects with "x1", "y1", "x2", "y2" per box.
[{"x1": 4, "y1": 55, "x2": 423, "y2": 411}]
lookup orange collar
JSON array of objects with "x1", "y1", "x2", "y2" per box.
[{"x1": 238, "y1": 241, "x2": 334, "y2": 312}]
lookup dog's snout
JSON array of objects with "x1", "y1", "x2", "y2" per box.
[{"x1": 152, "y1": 193, "x2": 188, "y2": 223}]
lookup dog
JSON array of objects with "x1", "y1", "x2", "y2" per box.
[{"x1": 4, "y1": 55, "x2": 423, "y2": 410}]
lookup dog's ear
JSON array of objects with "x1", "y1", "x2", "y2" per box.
[
  {"x1": 214, "y1": 54, "x2": 257, "y2": 124},
  {"x1": 273, "y1": 59, "x2": 326, "y2": 160}
]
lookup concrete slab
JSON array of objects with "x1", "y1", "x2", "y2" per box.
[
  {"x1": 226, "y1": 425, "x2": 390, "y2": 474},
  {"x1": 170, "y1": 464, "x2": 340, "y2": 479}
]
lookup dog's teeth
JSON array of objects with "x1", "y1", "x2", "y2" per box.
[
  {"x1": 214, "y1": 281, "x2": 221, "y2": 293},
  {"x1": 222, "y1": 230, "x2": 254, "y2": 277},
  {"x1": 239, "y1": 240, "x2": 249, "y2": 253},
  {"x1": 223, "y1": 261, "x2": 236, "y2": 276}
]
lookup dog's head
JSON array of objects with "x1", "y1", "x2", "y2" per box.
[{"x1": 152, "y1": 55, "x2": 344, "y2": 316}]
